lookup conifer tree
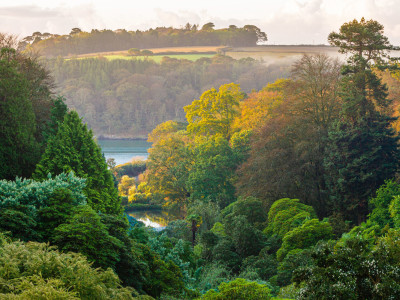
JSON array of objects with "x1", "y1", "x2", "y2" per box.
[
  {"x1": 324, "y1": 18, "x2": 400, "y2": 223},
  {"x1": 34, "y1": 111, "x2": 121, "y2": 215}
]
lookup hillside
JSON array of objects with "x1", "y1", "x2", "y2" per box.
[{"x1": 45, "y1": 52, "x2": 292, "y2": 138}]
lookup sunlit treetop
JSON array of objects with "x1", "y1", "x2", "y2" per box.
[
  {"x1": 184, "y1": 83, "x2": 244, "y2": 140},
  {"x1": 328, "y1": 17, "x2": 396, "y2": 67}
]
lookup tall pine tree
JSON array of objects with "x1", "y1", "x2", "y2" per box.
[
  {"x1": 34, "y1": 111, "x2": 121, "y2": 215},
  {"x1": 324, "y1": 18, "x2": 400, "y2": 223}
]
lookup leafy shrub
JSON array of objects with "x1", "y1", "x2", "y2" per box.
[
  {"x1": 199, "y1": 278, "x2": 272, "y2": 300},
  {"x1": 0, "y1": 240, "x2": 136, "y2": 299}
]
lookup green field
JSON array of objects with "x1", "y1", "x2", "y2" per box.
[{"x1": 72, "y1": 53, "x2": 215, "y2": 62}]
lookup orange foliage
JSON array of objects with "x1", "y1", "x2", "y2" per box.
[{"x1": 233, "y1": 79, "x2": 289, "y2": 132}]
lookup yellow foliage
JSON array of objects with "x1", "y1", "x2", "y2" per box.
[
  {"x1": 184, "y1": 83, "x2": 244, "y2": 139},
  {"x1": 233, "y1": 90, "x2": 283, "y2": 132},
  {"x1": 147, "y1": 120, "x2": 187, "y2": 143},
  {"x1": 118, "y1": 175, "x2": 135, "y2": 196}
]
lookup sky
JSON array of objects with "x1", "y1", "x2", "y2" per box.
[{"x1": 1, "y1": 0, "x2": 400, "y2": 45}]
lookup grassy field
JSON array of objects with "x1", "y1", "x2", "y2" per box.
[
  {"x1": 67, "y1": 45, "x2": 349, "y2": 64},
  {"x1": 103, "y1": 53, "x2": 214, "y2": 62},
  {"x1": 224, "y1": 45, "x2": 344, "y2": 65},
  {"x1": 69, "y1": 46, "x2": 221, "y2": 58}
]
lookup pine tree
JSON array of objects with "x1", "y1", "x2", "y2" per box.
[
  {"x1": 34, "y1": 111, "x2": 122, "y2": 215},
  {"x1": 324, "y1": 18, "x2": 400, "y2": 223}
]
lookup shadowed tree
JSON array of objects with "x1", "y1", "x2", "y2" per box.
[{"x1": 324, "y1": 18, "x2": 400, "y2": 223}]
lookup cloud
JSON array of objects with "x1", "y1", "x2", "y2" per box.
[
  {"x1": 0, "y1": 5, "x2": 62, "y2": 18},
  {"x1": 0, "y1": 4, "x2": 102, "y2": 37}
]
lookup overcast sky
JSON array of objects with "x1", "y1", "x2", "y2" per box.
[{"x1": 1, "y1": 0, "x2": 400, "y2": 45}]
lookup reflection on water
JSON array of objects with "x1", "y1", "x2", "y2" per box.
[{"x1": 127, "y1": 210, "x2": 181, "y2": 228}]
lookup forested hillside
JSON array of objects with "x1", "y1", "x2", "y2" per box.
[
  {"x1": 21, "y1": 24, "x2": 267, "y2": 57},
  {"x1": 45, "y1": 55, "x2": 289, "y2": 138},
  {"x1": 2, "y1": 17, "x2": 400, "y2": 300}
]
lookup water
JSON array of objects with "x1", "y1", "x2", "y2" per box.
[
  {"x1": 97, "y1": 139, "x2": 151, "y2": 165},
  {"x1": 127, "y1": 210, "x2": 181, "y2": 228}
]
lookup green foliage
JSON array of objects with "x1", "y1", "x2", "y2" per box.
[
  {"x1": 100, "y1": 213, "x2": 148, "y2": 292},
  {"x1": 240, "y1": 250, "x2": 278, "y2": 282},
  {"x1": 224, "y1": 196, "x2": 267, "y2": 229},
  {"x1": 369, "y1": 180, "x2": 400, "y2": 228},
  {"x1": 265, "y1": 198, "x2": 316, "y2": 238},
  {"x1": 187, "y1": 200, "x2": 221, "y2": 231},
  {"x1": 293, "y1": 230, "x2": 400, "y2": 299},
  {"x1": 0, "y1": 240, "x2": 136, "y2": 299},
  {"x1": 53, "y1": 205, "x2": 124, "y2": 269},
  {"x1": 34, "y1": 111, "x2": 121, "y2": 214},
  {"x1": 0, "y1": 48, "x2": 38, "y2": 180},
  {"x1": 0, "y1": 209, "x2": 37, "y2": 241},
  {"x1": 187, "y1": 136, "x2": 238, "y2": 208},
  {"x1": 277, "y1": 219, "x2": 333, "y2": 261},
  {"x1": 43, "y1": 95, "x2": 68, "y2": 143},
  {"x1": 164, "y1": 220, "x2": 191, "y2": 242},
  {"x1": 0, "y1": 172, "x2": 86, "y2": 241},
  {"x1": 146, "y1": 129, "x2": 192, "y2": 211},
  {"x1": 199, "y1": 278, "x2": 272, "y2": 300},
  {"x1": 37, "y1": 188, "x2": 80, "y2": 241},
  {"x1": 194, "y1": 263, "x2": 232, "y2": 293},
  {"x1": 210, "y1": 222, "x2": 226, "y2": 237},
  {"x1": 211, "y1": 239, "x2": 241, "y2": 271},
  {"x1": 148, "y1": 235, "x2": 196, "y2": 286},
  {"x1": 184, "y1": 83, "x2": 244, "y2": 140},
  {"x1": 230, "y1": 130, "x2": 252, "y2": 163},
  {"x1": 224, "y1": 215, "x2": 266, "y2": 258},
  {"x1": 390, "y1": 195, "x2": 400, "y2": 228},
  {"x1": 325, "y1": 18, "x2": 400, "y2": 223},
  {"x1": 114, "y1": 160, "x2": 146, "y2": 179},
  {"x1": 131, "y1": 242, "x2": 186, "y2": 298},
  {"x1": 0, "y1": 41, "x2": 66, "y2": 180},
  {"x1": 276, "y1": 249, "x2": 312, "y2": 287},
  {"x1": 324, "y1": 117, "x2": 400, "y2": 223}
]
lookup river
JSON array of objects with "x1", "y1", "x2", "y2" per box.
[{"x1": 97, "y1": 139, "x2": 151, "y2": 165}]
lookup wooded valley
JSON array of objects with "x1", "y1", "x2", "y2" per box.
[{"x1": 1, "y1": 18, "x2": 400, "y2": 299}]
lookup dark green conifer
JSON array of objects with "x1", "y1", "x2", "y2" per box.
[
  {"x1": 324, "y1": 18, "x2": 400, "y2": 223},
  {"x1": 34, "y1": 111, "x2": 121, "y2": 214}
]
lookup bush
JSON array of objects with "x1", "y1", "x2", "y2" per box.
[
  {"x1": 200, "y1": 278, "x2": 272, "y2": 300},
  {"x1": 0, "y1": 240, "x2": 136, "y2": 299},
  {"x1": 277, "y1": 219, "x2": 333, "y2": 261}
]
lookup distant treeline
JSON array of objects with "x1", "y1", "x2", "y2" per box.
[
  {"x1": 44, "y1": 55, "x2": 290, "y2": 138},
  {"x1": 21, "y1": 24, "x2": 267, "y2": 57}
]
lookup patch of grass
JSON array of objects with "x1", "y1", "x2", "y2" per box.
[{"x1": 104, "y1": 54, "x2": 214, "y2": 62}]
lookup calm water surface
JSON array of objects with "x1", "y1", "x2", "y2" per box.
[
  {"x1": 97, "y1": 139, "x2": 151, "y2": 165},
  {"x1": 127, "y1": 210, "x2": 181, "y2": 228}
]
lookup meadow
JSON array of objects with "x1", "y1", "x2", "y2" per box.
[
  {"x1": 102, "y1": 53, "x2": 215, "y2": 62},
  {"x1": 66, "y1": 45, "x2": 345, "y2": 64}
]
